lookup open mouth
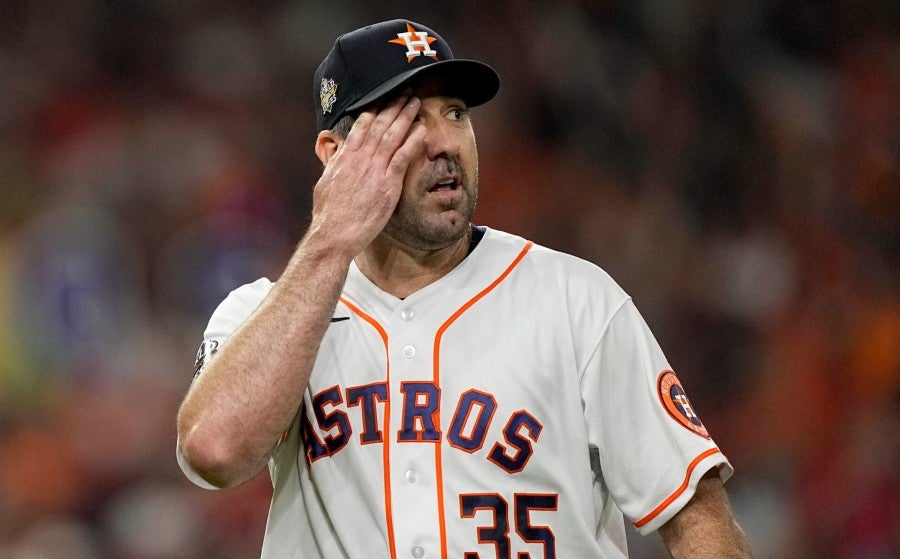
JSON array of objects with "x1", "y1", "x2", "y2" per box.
[{"x1": 427, "y1": 177, "x2": 459, "y2": 193}]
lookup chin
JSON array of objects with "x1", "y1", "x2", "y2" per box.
[{"x1": 384, "y1": 213, "x2": 470, "y2": 252}]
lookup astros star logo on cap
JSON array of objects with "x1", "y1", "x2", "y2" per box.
[{"x1": 388, "y1": 23, "x2": 439, "y2": 62}]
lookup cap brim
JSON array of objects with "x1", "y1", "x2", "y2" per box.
[{"x1": 345, "y1": 59, "x2": 499, "y2": 113}]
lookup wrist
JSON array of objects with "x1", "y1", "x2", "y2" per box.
[{"x1": 303, "y1": 215, "x2": 368, "y2": 264}]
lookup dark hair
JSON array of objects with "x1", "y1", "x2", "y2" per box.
[{"x1": 330, "y1": 114, "x2": 356, "y2": 139}]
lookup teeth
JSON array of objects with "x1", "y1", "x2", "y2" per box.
[
  {"x1": 429, "y1": 177, "x2": 457, "y2": 192},
  {"x1": 430, "y1": 181, "x2": 454, "y2": 191}
]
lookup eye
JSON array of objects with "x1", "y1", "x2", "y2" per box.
[{"x1": 447, "y1": 107, "x2": 467, "y2": 121}]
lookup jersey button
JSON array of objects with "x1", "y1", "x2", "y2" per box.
[
  {"x1": 405, "y1": 469, "x2": 419, "y2": 483},
  {"x1": 400, "y1": 309, "x2": 415, "y2": 321},
  {"x1": 411, "y1": 546, "x2": 425, "y2": 558},
  {"x1": 402, "y1": 345, "x2": 416, "y2": 358}
]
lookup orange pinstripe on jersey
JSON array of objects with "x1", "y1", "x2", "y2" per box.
[
  {"x1": 633, "y1": 447, "x2": 723, "y2": 529},
  {"x1": 339, "y1": 296, "x2": 396, "y2": 559},
  {"x1": 432, "y1": 241, "x2": 534, "y2": 558}
]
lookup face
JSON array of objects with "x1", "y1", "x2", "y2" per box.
[{"x1": 381, "y1": 86, "x2": 479, "y2": 252}]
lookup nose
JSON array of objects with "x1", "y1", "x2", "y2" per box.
[{"x1": 422, "y1": 119, "x2": 459, "y2": 161}]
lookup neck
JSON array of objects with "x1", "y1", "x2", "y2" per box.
[{"x1": 354, "y1": 227, "x2": 473, "y2": 299}]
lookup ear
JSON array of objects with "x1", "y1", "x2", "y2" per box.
[{"x1": 315, "y1": 131, "x2": 341, "y2": 165}]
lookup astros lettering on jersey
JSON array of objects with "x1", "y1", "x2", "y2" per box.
[{"x1": 178, "y1": 228, "x2": 732, "y2": 559}]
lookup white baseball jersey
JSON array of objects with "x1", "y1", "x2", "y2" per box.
[{"x1": 179, "y1": 227, "x2": 732, "y2": 558}]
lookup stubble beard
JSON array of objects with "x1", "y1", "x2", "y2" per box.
[{"x1": 382, "y1": 157, "x2": 478, "y2": 252}]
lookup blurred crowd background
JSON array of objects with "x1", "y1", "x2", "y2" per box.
[{"x1": 0, "y1": 1, "x2": 896, "y2": 558}]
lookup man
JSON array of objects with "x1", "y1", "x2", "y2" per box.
[{"x1": 177, "y1": 19, "x2": 752, "y2": 558}]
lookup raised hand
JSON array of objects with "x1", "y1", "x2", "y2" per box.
[{"x1": 311, "y1": 94, "x2": 425, "y2": 258}]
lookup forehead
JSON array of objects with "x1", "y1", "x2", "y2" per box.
[
  {"x1": 352, "y1": 74, "x2": 466, "y2": 119},
  {"x1": 406, "y1": 74, "x2": 467, "y2": 104}
]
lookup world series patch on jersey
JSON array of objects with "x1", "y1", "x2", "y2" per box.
[{"x1": 178, "y1": 227, "x2": 732, "y2": 559}]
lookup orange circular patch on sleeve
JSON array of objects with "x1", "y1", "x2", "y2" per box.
[{"x1": 657, "y1": 370, "x2": 710, "y2": 438}]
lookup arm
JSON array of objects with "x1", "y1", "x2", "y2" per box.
[
  {"x1": 176, "y1": 94, "x2": 425, "y2": 489},
  {"x1": 658, "y1": 470, "x2": 752, "y2": 558}
]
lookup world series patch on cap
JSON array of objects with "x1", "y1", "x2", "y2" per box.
[{"x1": 313, "y1": 19, "x2": 500, "y2": 132}]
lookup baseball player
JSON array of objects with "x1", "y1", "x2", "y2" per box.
[{"x1": 177, "y1": 19, "x2": 751, "y2": 558}]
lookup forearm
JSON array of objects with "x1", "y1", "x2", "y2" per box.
[
  {"x1": 664, "y1": 518, "x2": 751, "y2": 558},
  {"x1": 177, "y1": 225, "x2": 354, "y2": 488},
  {"x1": 178, "y1": 95, "x2": 422, "y2": 489},
  {"x1": 659, "y1": 473, "x2": 752, "y2": 558}
]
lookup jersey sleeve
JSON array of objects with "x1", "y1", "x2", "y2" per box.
[
  {"x1": 176, "y1": 277, "x2": 274, "y2": 489},
  {"x1": 581, "y1": 299, "x2": 733, "y2": 534}
]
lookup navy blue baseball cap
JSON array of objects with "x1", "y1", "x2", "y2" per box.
[{"x1": 314, "y1": 19, "x2": 500, "y2": 132}]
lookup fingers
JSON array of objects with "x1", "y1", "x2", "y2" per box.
[
  {"x1": 388, "y1": 124, "x2": 426, "y2": 177},
  {"x1": 343, "y1": 94, "x2": 421, "y2": 162}
]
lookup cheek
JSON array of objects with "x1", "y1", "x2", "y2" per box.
[
  {"x1": 463, "y1": 139, "x2": 479, "y2": 181},
  {"x1": 402, "y1": 160, "x2": 426, "y2": 192}
]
